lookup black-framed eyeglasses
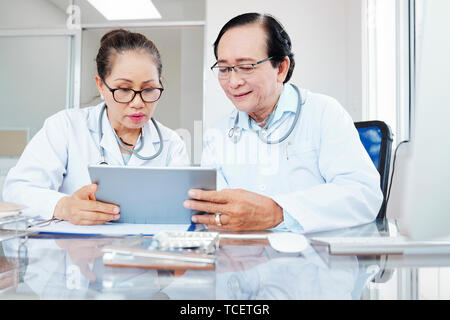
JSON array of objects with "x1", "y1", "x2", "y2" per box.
[
  {"x1": 102, "y1": 79, "x2": 164, "y2": 103},
  {"x1": 210, "y1": 57, "x2": 274, "y2": 79}
]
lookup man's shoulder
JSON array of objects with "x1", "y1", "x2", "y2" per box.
[
  {"x1": 304, "y1": 90, "x2": 343, "y2": 112},
  {"x1": 298, "y1": 89, "x2": 348, "y2": 125}
]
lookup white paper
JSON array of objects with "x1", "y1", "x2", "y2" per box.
[{"x1": 29, "y1": 220, "x2": 191, "y2": 236}]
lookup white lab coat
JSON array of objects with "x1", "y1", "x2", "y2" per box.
[
  {"x1": 201, "y1": 84, "x2": 383, "y2": 233},
  {"x1": 2, "y1": 103, "x2": 190, "y2": 219}
]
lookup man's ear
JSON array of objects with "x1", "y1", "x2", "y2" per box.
[{"x1": 277, "y1": 56, "x2": 291, "y2": 83}]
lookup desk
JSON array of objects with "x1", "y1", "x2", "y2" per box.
[{"x1": 1, "y1": 219, "x2": 449, "y2": 300}]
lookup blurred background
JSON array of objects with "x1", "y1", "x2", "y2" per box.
[{"x1": 0, "y1": 0, "x2": 413, "y2": 165}]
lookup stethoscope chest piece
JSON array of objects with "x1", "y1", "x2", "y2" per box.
[{"x1": 228, "y1": 126, "x2": 242, "y2": 144}]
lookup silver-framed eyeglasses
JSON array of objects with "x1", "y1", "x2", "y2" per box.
[
  {"x1": 102, "y1": 79, "x2": 164, "y2": 103},
  {"x1": 210, "y1": 57, "x2": 273, "y2": 79}
]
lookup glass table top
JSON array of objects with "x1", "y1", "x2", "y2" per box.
[{"x1": 1, "y1": 219, "x2": 449, "y2": 300}]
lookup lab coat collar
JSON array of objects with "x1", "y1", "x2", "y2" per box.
[
  {"x1": 87, "y1": 102, "x2": 106, "y2": 133},
  {"x1": 98, "y1": 105, "x2": 123, "y2": 165},
  {"x1": 275, "y1": 83, "x2": 300, "y2": 116},
  {"x1": 235, "y1": 83, "x2": 299, "y2": 131}
]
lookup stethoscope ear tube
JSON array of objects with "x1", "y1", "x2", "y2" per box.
[{"x1": 228, "y1": 84, "x2": 303, "y2": 144}]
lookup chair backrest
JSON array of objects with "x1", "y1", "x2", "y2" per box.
[{"x1": 354, "y1": 120, "x2": 393, "y2": 219}]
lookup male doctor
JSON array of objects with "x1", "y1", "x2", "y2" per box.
[{"x1": 184, "y1": 13, "x2": 383, "y2": 233}]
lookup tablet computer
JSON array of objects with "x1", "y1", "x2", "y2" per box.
[{"x1": 88, "y1": 165, "x2": 216, "y2": 224}]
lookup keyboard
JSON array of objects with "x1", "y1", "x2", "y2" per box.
[{"x1": 310, "y1": 236, "x2": 450, "y2": 255}]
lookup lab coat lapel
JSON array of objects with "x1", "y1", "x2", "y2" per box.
[
  {"x1": 98, "y1": 108, "x2": 124, "y2": 165},
  {"x1": 126, "y1": 119, "x2": 158, "y2": 166}
]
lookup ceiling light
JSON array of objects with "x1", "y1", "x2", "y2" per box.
[{"x1": 87, "y1": 0, "x2": 162, "y2": 20}]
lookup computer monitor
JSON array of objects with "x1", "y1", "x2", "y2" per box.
[{"x1": 388, "y1": 0, "x2": 450, "y2": 240}]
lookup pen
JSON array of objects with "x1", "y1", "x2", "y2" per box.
[{"x1": 286, "y1": 141, "x2": 291, "y2": 160}]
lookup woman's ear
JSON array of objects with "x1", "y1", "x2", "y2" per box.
[
  {"x1": 94, "y1": 75, "x2": 104, "y2": 99},
  {"x1": 277, "y1": 56, "x2": 291, "y2": 84}
]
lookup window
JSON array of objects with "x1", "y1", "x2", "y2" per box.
[{"x1": 362, "y1": 0, "x2": 412, "y2": 146}]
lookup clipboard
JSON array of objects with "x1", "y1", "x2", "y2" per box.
[{"x1": 28, "y1": 218, "x2": 196, "y2": 237}]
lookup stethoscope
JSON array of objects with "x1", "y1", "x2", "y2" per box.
[
  {"x1": 228, "y1": 84, "x2": 303, "y2": 144},
  {"x1": 97, "y1": 103, "x2": 163, "y2": 165}
]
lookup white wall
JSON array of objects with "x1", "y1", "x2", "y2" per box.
[
  {"x1": 204, "y1": 0, "x2": 363, "y2": 129},
  {"x1": 0, "y1": 0, "x2": 67, "y2": 28},
  {"x1": 179, "y1": 27, "x2": 204, "y2": 162}
]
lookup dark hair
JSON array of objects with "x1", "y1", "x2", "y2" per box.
[
  {"x1": 96, "y1": 29, "x2": 162, "y2": 82},
  {"x1": 213, "y1": 13, "x2": 295, "y2": 84}
]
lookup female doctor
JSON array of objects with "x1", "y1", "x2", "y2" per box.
[
  {"x1": 3, "y1": 29, "x2": 189, "y2": 225},
  {"x1": 184, "y1": 13, "x2": 383, "y2": 232}
]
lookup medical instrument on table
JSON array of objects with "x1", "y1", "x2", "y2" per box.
[
  {"x1": 152, "y1": 231, "x2": 220, "y2": 253},
  {"x1": 102, "y1": 246, "x2": 216, "y2": 269},
  {"x1": 102, "y1": 231, "x2": 219, "y2": 270},
  {"x1": 228, "y1": 84, "x2": 303, "y2": 144},
  {"x1": 97, "y1": 103, "x2": 163, "y2": 165},
  {"x1": 0, "y1": 206, "x2": 36, "y2": 242}
]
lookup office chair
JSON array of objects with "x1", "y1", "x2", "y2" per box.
[
  {"x1": 353, "y1": 121, "x2": 395, "y2": 290},
  {"x1": 354, "y1": 120, "x2": 393, "y2": 220}
]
